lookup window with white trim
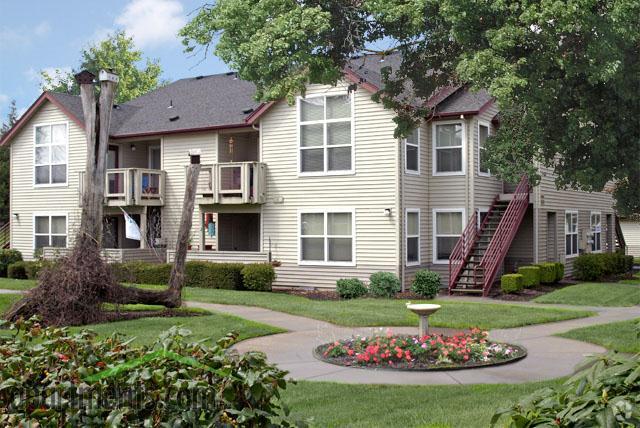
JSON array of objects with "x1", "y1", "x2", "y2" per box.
[
  {"x1": 434, "y1": 210, "x2": 464, "y2": 262},
  {"x1": 478, "y1": 122, "x2": 490, "y2": 176},
  {"x1": 300, "y1": 210, "x2": 354, "y2": 264},
  {"x1": 590, "y1": 212, "x2": 601, "y2": 252},
  {"x1": 565, "y1": 211, "x2": 579, "y2": 256},
  {"x1": 433, "y1": 122, "x2": 464, "y2": 174},
  {"x1": 298, "y1": 95, "x2": 353, "y2": 174},
  {"x1": 404, "y1": 128, "x2": 420, "y2": 174},
  {"x1": 406, "y1": 209, "x2": 420, "y2": 265},
  {"x1": 34, "y1": 215, "x2": 67, "y2": 249},
  {"x1": 34, "y1": 123, "x2": 68, "y2": 185}
]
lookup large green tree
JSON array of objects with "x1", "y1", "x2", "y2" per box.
[
  {"x1": 0, "y1": 100, "x2": 18, "y2": 225},
  {"x1": 42, "y1": 30, "x2": 164, "y2": 104},
  {"x1": 180, "y1": 0, "x2": 640, "y2": 214}
]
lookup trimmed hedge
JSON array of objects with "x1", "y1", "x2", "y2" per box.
[
  {"x1": 573, "y1": 252, "x2": 633, "y2": 281},
  {"x1": 369, "y1": 271, "x2": 401, "y2": 297},
  {"x1": 534, "y1": 262, "x2": 557, "y2": 284},
  {"x1": 554, "y1": 262, "x2": 565, "y2": 282},
  {"x1": 7, "y1": 262, "x2": 27, "y2": 279},
  {"x1": 0, "y1": 249, "x2": 22, "y2": 277},
  {"x1": 185, "y1": 261, "x2": 245, "y2": 290},
  {"x1": 336, "y1": 278, "x2": 368, "y2": 299},
  {"x1": 411, "y1": 270, "x2": 441, "y2": 299},
  {"x1": 241, "y1": 263, "x2": 276, "y2": 291},
  {"x1": 501, "y1": 274, "x2": 523, "y2": 294},
  {"x1": 517, "y1": 266, "x2": 541, "y2": 288}
]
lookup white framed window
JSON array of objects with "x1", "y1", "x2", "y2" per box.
[
  {"x1": 433, "y1": 209, "x2": 465, "y2": 263},
  {"x1": 298, "y1": 209, "x2": 355, "y2": 266},
  {"x1": 565, "y1": 210, "x2": 579, "y2": 257},
  {"x1": 590, "y1": 211, "x2": 602, "y2": 253},
  {"x1": 432, "y1": 121, "x2": 465, "y2": 176},
  {"x1": 404, "y1": 128, "x2": 420, "y2": 174},
  {"x1": 33, "y1": 213, "x2": 67, "y2": 249},
  {"x1": 298, "y1": 94, "x2": 354, "y2": 175},
  {"x1": 478, "y1": 121, "x2": 491, "y2": 176},
  {"x1": 406, "y1": 209, "x2": 420, "y2": 266},
  {"x1": 477, "y1": 207, "x2": 490, "y2": 230},
  {"x1": 34, "y1": 122, "x2": 68, "y2": 186}
]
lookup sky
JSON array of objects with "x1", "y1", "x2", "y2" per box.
[{"x1": 0, "y1": 0, "x2": 231, "y2": 121}]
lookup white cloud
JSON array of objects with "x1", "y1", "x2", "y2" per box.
[
  {"x1": 26, "y1": 66, "x2": 73, "y2": 90},
  {"x1": 0, "y1": 94, "x2": 9, "y2": 106},
  {"x1": 34, "y1": 21, "x2": 51, "y2": 37},
  {"x1": 115, "y1": 0, "x2": 186, "y2": 48}
]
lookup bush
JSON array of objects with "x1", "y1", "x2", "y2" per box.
[
  {"x1": 517, "y1": 266, "x2": 540, "y2": 288},
  {"x1": 554, "y1": 262, "x2": 565, "y2": 282},
  {"x1": 493, "y1": 352, "x2": 640, "y2": 427},
  {"x1": 7, "y1": 261, "x2": 27, "y2": 279},
  {"x1": 241, "y1": 263, "x2": 276, "y2": 291},
  {"x1": 0, "y1": 319, "x2": 302, "y2": 427},
  {"x1": 572, "y1": 254, "x2": 604, "y2": 281},
  {"x1": 501, "y1": 274, "x2": 523, "y2": 294},
  {"x1": 0, "y1": 249, "x2": 22, "y2": 277},
  {"x1": 411, "y1": 270, "x2": 441, "y2": 299},
  {"x1": 369, "y1": 271, "x2": 401, "y2": 297},
  {"x1": 336, "y1": 278, "x2": 368, "y2": 299},
  {"x1": 534, "y1": 262, "x2": 557, "y2": 284}
]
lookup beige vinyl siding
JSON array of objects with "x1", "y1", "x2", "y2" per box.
[
  {"x1": 260, "y1": 82, "x2": 400, "y2": 288},
  {"x1": 161, "y1": 132, "x2": 217, "y2": 248},
  {"x1": 472, "y1": 104, "x2": 503, "y2": 208},
  {"x1": 620, "y1": 220, "x2": 640, "y2": 256},
  {"x1": 534, "y1": 165, "x2": 615, "y2": 275},
  {"x1": 10, "y1": 101, "x2": 85, "y2": 260}
]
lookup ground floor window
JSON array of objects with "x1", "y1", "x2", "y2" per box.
[
  {"x1": 34, "y1": 214, "x2": 67, "y2": 249},
  {"x1": 434, "y1": 209, "x2": 464, "y2": 263},
  {"x1": 590, "y1": 212, "x2": 601, "y2": 253},
  {"x1": 565, "y1": 211, "x2": 579, "y2": 257},
  {"x1": 406, "y1": 209, "x2": 420, "y2": 266},
  {"x1": 299, "y1": 209, "x2": 354, "y2": 265}
]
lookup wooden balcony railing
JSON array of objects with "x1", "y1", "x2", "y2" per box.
[
  {"x1": 80, "y1": 168, "x2": 166, "y2": 207},
  {"x1": 196, "y1": 162, "x2": 266, "y2": 204}
]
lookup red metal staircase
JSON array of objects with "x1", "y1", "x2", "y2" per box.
[
  {"x1": 449, "y1": 176, "x2": 530, "y2": 296},
  {"x1": 0, "y1": 222, "x2": 9, "y2": 249}
]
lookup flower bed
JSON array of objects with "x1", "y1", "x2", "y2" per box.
[{"x1": 314, "y1": 329, "x2": 526, "y2": 370}]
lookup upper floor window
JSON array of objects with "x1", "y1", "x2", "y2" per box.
[
  {"x1": 404, "y1": 128, "x2": 420, "y2": 174},
  {"x1": 478, "y1": 122, "x2": 490, "y2": 176},
  {"x1": 433, "y1": 122, "x2": 464, "y2": 175},
  {"x1": 298, "y1": 95, "x2": 353, "y2": 175},
  {"x1": 590, "y1": 212, "x2": 601, "y2": 253},
  {"x1": 565, "y1": 211, "x2": 579, "y2": 257},
  {"x1": 34, "y1": 123, "x2": 68, "y2": 185},
  {"x1": 299, "y1": 209, "x2": 355, "y2": 265}
]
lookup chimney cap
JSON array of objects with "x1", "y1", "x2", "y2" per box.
[{"x1": 74, "y1": 70, "x2": 95, "y2": 85}]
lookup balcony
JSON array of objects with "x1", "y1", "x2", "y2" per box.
[
  {"x1": 80, "y1": 168, "x2": 166, "y2": 207},
  {"x1": 197, "y1": 162, "x2": 266, "y2": 204}
]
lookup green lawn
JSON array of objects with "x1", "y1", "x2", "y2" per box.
[
  {"x1": 533, "y1": 282, "x2": 640, "y2": 307},
  {"x1": 0, "y1": 293, "x2": 283, "y2": 346},
  {"x1": 0, "y1": 277, "x2": 36, "y2": 290},
  {"x1": 282, "y1": 379, "x2": 562, "y2": 427},
  {"x1": 557, "y1": 318, "x2": 640, "y2": 354},
  {"x1": 0, "y1": 279, "x2": 595, "y2": 329}
]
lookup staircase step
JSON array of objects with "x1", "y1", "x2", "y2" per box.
[{"x1": 451, "y1": 288, "x2": 483, "y2": 294}]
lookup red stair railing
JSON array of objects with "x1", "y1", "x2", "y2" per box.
[
  {"x1": 0, "y1": 222, "x2": 9, "y2": 249},
  {"x1": 475, "y1": 176, "x2": 530, "y2": 296},
  {"x1": 448, "y1": 211, "x2": 478, "y2": 293}
]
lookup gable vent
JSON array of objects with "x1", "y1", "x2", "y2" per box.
[
  {"x1": 169, "y1": 115, "x2": 180, "y2": 122},
  {"x1": 242, "y1": 108, "x2": 254, "y2": 115}
]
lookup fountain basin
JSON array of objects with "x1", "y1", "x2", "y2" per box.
[{"x1": 406, "y1": 303, "x2": 441, "y2": 316}]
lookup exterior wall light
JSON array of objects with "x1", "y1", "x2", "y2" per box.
[{"x1": 384, "y1": 208, "x2": 392, "y2": 217}]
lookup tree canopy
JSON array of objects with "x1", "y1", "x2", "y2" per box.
[
  {"x1": 42, "y1": 30, "x2": 164, "y2": 104},
  {"x1": 180, "y1": 0, "x2": 640, "y2": 214},
  {"x1": 0, "y1": 101, "x2": 18, "y2": 224}
]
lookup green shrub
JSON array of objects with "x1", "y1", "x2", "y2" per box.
[
  {"x1": 0, "y1": 249, "x2": 22, "y2": 277},
  {"x1": 369, "y1": 271, "x2": 401, "y2": 297},
  {"x1": 554, "y1": 262, "x2": 565, "y2": 282},
  {"x1": 573, "y1": 254, "x2": 604, "y2": 281},
  {"x1": 241, "y1": 264, "x2": 276, "y2": 291},
  {"x1": 0, "y1": 319, "x2": 302, "y2": 427},
  {"x1": 112, "y1": 261, "x2": 246, "y2": 289},
  {"x1": 501, "y1": 274, "x2": 523, "y2": 294},
  {"x1": 535, "y1": 262, "x2": 557, "y2": 284},
  {"x1": 336, "y1": 278, "x2": 368, "y2": 299},
  {"x1": 7, "y1": 261, "x2": 27, "y2": 279},
  {"x1": 195, "y1": 263, "x2": 244, "y2": 290},
  {"x1": 493, "y1": 352, "x2": 640, "y2": 427},
  {"x1": 517, "y1": 266, "x2": 541, "y2": 288},
  {"x1": 411, "y1": 270, "x2": 441, "y2": 299}
]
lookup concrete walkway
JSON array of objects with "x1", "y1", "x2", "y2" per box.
[
  {"x1": 185, "y1": 300, "x2": 639, "y2": 385},
  {"x1": 2, "y1": 288, "x2": 638, "y2": 385}
]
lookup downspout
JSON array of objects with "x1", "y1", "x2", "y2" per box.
[
  {"x1": 467, "y1": 116, "x2": 474, "y2": 219},
  {"x1": 397, "y1": 136, "x2": 405, "y2": 291}
]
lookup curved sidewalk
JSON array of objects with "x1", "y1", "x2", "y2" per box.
[{"x1": 185, "y1": 300, "x2": 639, "y2": 385}]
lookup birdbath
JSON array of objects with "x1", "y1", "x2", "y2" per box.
[{"x1": 406, "y1": 303, "x2": 441, "y2": 337}]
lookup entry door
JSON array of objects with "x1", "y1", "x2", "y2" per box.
[
  {"x1": 103, "y1": 216, "x2": 119, "y2": 248},
  {"x1": 149, "y1": 146, "x2": 161, "y2": 169},
  {"x1": 107, "y1": 145, "x2": 120, "y2": 194},
  {"x1": 546, "y1": 212, "x2": 557, "y2": 261}
]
